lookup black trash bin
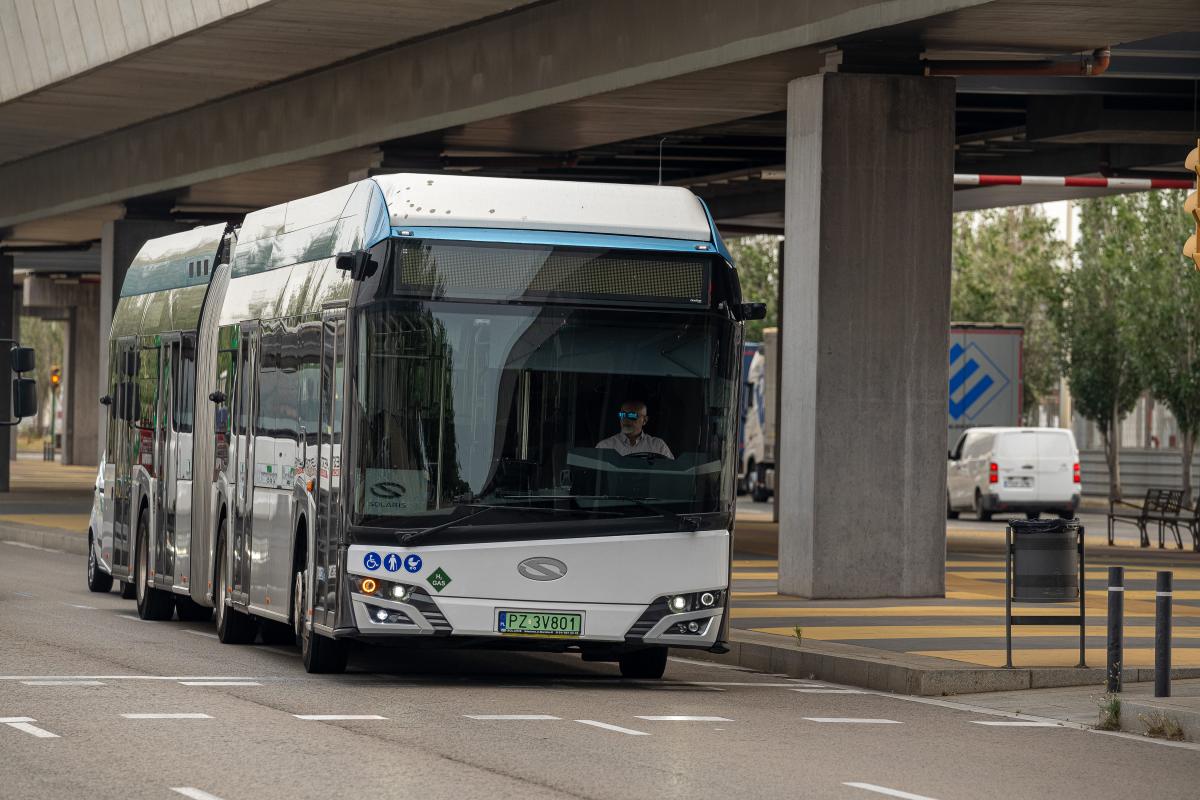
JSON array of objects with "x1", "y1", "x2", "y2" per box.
[{"x1": 1010, "y1": 517, "x2": 1080, "y2": 602}]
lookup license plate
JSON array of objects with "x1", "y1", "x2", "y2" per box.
[
  {"x1": 497, "y1": 610, "x2": 582, "y2": 637},
  {"x1": 1006, "y1": 476, "x2": 1033, "y2": 488}
]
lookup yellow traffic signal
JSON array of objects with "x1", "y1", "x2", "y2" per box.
[
  {"x1": 49, "y1": 366, "x2": 61, "y2": 387},
  {"x1": 1186, "y1": 140, "x2": 1200, "y2": 270}
]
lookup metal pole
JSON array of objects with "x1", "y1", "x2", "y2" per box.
[
  {"x1": 49, "y1": 386, "x2": 57, "y2": 462},
  {"x1": 1106, "y1": 566, "x2": 1124, "y2": 692},
  {"x1": 1156, "y1": 571, "x2": 1173, "y2": 698},
  {"x1": 1005, "y1": 524, "x2": 1013, "y2": 669},
  {"x1": 1077, "y1": 525, "x2": 1086, "y2": 668}
]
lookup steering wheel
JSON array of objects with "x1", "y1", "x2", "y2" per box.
[{"x1": 626, "y1": 452, "x2": 658, "y2": 461}]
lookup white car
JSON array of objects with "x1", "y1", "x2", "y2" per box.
[
  {"x1": 86, "y1": 454, "x2": 132, "y2": 596},
  {"x1": 947, "y1": 427, "x2": 1080, "y2": 521}
]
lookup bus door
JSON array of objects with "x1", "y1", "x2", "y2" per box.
[
  {"x1": 155, "y1": 335, "x2": 179, "y2": 587},
  {"x1": 231, "y1": 322, "x2": 259, "y2": 604},
  {"x1": 314, "y1": 310, "x2": 345, "y2": 627},
  {"x1": 111, "y1": 337, "x2": 138, "y2": 579}
]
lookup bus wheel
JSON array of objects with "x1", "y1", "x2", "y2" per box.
[
  {"x1": 175, "y1": 596, "x2": 212, "y2": 622},
  {"x1": 214, "y1": 524, "x2": 257, "y2": 644},
  {"x1": 87, "y1": 533, "x2": 113, "y2": 593},
  {"x1": 120, "y1": 581, "x2": 136, "y2": 599},
  {"x1": 135, "y1": 514, "x2": 175, "y2": 621},
  {"x1": 618, "y1": 646, "x2": 668, "y2": 680}
]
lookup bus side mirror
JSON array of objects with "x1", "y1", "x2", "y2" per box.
[
  {"x1": 335, "y1": 250, "x2": 376, "y2": 281},
  {"x1": 209, "y1": 390, "x2": 227, "y2": 404},
  {"x1": 99, "y1": 394, "x2": 112, "y2": 406},
  {"x1": 737, "y1": 303, "x2": 767, "y2": 321},
  {"x1": 121, "y1": 383, "x2": 138, "y2": 422}
]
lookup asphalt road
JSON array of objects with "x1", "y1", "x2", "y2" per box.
[{"x1": 2, "y1": 541, "x2": 1198, "y2": 800}]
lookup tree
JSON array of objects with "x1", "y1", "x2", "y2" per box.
[
  {"x1": 1129, "y1": 190, "x2": 1200, "y2": 505},
  {"x1": 16, "y1": 316, "x2": 63, "y2": 437},
  {"x1": 1054, "y1": 197, "x2": 1146, "y2": 501},
  {"x1": 726, "y1": 234, "x2": 780, "y2": 341},
  {"x1": 951, "y1": 207, "x2": 1067, "y2": 416}
]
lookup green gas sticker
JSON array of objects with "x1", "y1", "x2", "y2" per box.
[{"x1": 428, "y1": 567, "x2": 452, "y2": 593}]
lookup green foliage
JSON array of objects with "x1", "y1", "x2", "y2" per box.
[
  {"x1": 1054, "y1": 196, "x2": 1148, "y2": 499},
  {"x1": 17, "y1": 316, "x2": 64, "y2": 436},
  {"x1": 1127, "y1": 190, "x2": 1200, "y2": 503},
  {"x1": 951, "y1": 207, "x2": 1067, "y2": 415},
  {"x1": 726, "y1": 235, "x2": 780, "y2": 341},
  {"x1": 1097, "y1": 693, "x2": 1121, "y2": 731}
]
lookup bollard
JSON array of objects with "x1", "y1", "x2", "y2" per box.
[
  {"x1": 1156, "y1": 571, "x2": 1173, "y2": 698},
  {"x1": 1107, "y1": 566, "x2": 1124, "y2": 693}
]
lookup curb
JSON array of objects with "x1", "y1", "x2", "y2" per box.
[
  {"x1": 697, "y1": 630, "x2": 1200, "y2": 696},
  {"x1": 1120, "y1": 698, "x2": 1200, "y2": 742},
  {"x1": 0, "y1": 522, "x2": 88, "y2": 555}
]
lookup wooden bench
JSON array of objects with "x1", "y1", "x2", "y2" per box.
[{"x1": 1108, "y1": 487, "x2": 1184, "y2": 549}]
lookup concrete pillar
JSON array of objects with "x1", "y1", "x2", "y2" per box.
[
  {"x1": 7, "y1": 268, "x2": 17, "y2": 463},
  {"x1": 779, "y1": 73, "x2": 954, "y2": 599},
  {"x1": 99, "y1": 220, "x2": 183, "y2": 463},
  {"x1": 0, "y1": 255, "x2": 12, "y2": 491},
  {"x1": 64, "y1": 294, "x2": 100, "y2": 466}
]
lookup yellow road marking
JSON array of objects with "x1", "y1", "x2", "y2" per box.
[
  {"x1": 945, "y1": 569, "x2": 1200, "y2": 581},
  {"x1": 913, "y1": 647, "x2": 1200, "y2": 668},
  {"x1": 0, "y1": 514, "x2": 89, "y2": 532},
  {"x1": 732, "y1": 559, "x2": 778, "y2": 568},
  {"x1": 731, "y1": 571, "x2": 779, "y2": 580},
  {"x1": 751, "y1": 624, "x2": 1200, "y2": 641}
]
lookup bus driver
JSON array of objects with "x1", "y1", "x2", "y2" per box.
[{"x1": 595, "y1": 400, "x2": 674, "y2": 459}]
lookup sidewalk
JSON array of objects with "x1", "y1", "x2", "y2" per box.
[
  {"x1": 954, "y1": 678, "x2": 1200, "y2": 743},
  {"x1": 0, "y1": 456, "x2": 94, "y2": 553}
]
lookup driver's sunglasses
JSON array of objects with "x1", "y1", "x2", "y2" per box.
[{"x1": 617, "y1": 411, "x2": 641, "y2": 420}]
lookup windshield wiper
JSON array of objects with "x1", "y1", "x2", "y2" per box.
[
  {"x1": 570, "y1": 495, "x2": 702, "y2": 531},
  {"x1": 396, "y1": 502, "x2": 579, "y2": 546}
]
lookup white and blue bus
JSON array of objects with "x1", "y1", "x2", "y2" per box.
[{"x1": 94, "y1": 174, "x2": 761, "y2": 677}]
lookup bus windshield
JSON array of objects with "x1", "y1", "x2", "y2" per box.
[{"x1": 350, "y1": 300, "x2": 738, "y2": 535}]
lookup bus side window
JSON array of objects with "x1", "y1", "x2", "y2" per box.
[{"x1": 297, "y1": 322, "x2": 321, "y2": 446}]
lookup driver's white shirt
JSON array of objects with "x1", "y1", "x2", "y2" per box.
[{"x1": 595, "y1": 432, "x2": 675, "y2": 459}]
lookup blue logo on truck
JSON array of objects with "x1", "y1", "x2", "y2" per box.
[{"x1": 949, "y1": 342, "x2": 1009, "y2": 421}]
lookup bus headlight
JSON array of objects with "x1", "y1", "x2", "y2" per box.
[
  {"x1": 699, "y1": 591, "x2": 717, "y2": 608},
  {"x1": 391, "y1": 585, "x2": 411, "y2": 601},
  {"x1": 668, "y1": 595, "x2": 688, "y2": 613}
]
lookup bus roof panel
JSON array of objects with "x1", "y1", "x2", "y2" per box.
[
  {"x1": 120, "y1": 223, "x2": 227, "y2": 297},
  {"x1": 372, "y1": 174, "x2": 713, "y2": 241}
]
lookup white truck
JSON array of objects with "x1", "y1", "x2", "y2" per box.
[{"x1": 738, "y1": 324, "x2": 1023, "y2": 503}]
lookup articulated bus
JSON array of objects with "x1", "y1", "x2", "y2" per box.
[{"x1": 92, "y1": 174, "x2": 761, "y2": 677}]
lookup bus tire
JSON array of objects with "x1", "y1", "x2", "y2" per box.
[
  {"x1": 135, "y1": 512, "x2": 175, "y2": 621},
  {"x1": 120, "y1": 581, "x2": 136, "y2": 599},
  {"x1": 214, "y1": 522, "x2": 257, "y2": 644},
  {"x1": 87, "y1": 533, "x2": 113, "y2": 593},
  {"x1": 618, "y1": 646, "x2": 668, "y2": 680},
  {"x1": 300, "y1": 581, "x2": 348, "y2": 675},
  {"x1": 175, "y1": 596, "x2": 212, "y2": 622}
]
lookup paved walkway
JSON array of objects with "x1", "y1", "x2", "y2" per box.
[
  {"x1": 731, "y1": 512, "x2": 1200, "y2": 669},
  {"x1": 0, "y1": 456, "x2": 93, "y2": 533}
]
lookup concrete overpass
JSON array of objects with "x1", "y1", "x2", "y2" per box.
[{"x1": 2, "y1": 0, "x2": 1198, "y2": 599}]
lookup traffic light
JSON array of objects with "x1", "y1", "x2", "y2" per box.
[
  {"x1": 1186, "y1": 139, "x2": 1200, "y2": 270},
  {"x1": 49, "y1": 365, "x2": 61, "y2": 389}
]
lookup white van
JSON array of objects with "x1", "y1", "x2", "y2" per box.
[{"x1": 947, "y1": 427, "x2": 1080, "y2": 520}]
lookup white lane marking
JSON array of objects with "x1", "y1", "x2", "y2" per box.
[
  {"x1": 465, "y1": 715, "x2": 561, "y2": 720},
  {"x1": 3, "y1": 720, "x2": 59, "y2": 738},
  {"x1": 171, "y1": 788, "x2": 227, "y2": 800},
  {"x1": 121, "y1": 713, "x2": 212, "y2": 719},
  {"x1": 181, "y1": 630, "x2": 219, "y2": 640},
  {"x1": 844, "y1": 782, "x2": 940, "y2": 800},
  {"x1": 179, "y1": 681, "x2": 262, "y2": 687},
  {"x1": 791, "y1": 688, "x2": 864, "y2": 694},
  {"x1": 13, "y1": 591, "x2": 33, "y2": 597},
  {"x1": 21, "y1": 680, "x2": 104, "y2": 686},
  {"x1": 574, "y1": 719, "x2": 650, "y2": 736},
  {"x1": 118, "y1": 614, "x2": 149, "y2": 622},
  {"x1": 804, "y1": 718, "x2": 902, "y2": 724},
  {"x1": 635, "y1": 715, "x2": 732, "y2": 722},
  {"x1": 293, "y1": 714, "x2": 386, "y2": 721},
  {"x1": 683, "y1": 681, "x2": 815, "y2": 688},
  {"x1": 971, "y1": 720, "x2": 1061, "y2": 727},
  {"x1": 65, "y1": 604, "x2": 96, "y2": 610},
  {"x1": 0, "y1": 676, "x2": 262, "y2": 681}
]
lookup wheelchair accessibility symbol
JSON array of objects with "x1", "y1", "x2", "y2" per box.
[{"x1": 363, "y1": 551, "x2": 382, "y2": 571}]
